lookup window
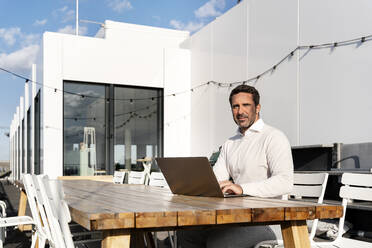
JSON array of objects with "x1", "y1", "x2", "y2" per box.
[
  {"x1": 63, "y1": 81, "x2": 163, "y2": 176},
  {"x1": 114, "y1": 86, "x2": 163, "y2": 171},
  {"x1": 63, "y1": 82, "x2": 106, "y2": 176}
]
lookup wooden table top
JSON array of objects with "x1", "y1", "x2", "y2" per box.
[{"x1": 62, "y1": 180, "x2": 343, "y2": 231}]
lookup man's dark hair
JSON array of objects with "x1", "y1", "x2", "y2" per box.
[{"x1": 229, "y1": 84, "x2": 260, "y2": 106}]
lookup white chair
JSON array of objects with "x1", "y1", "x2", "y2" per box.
[
  {"x1": 0, "y1": 195, "x2": 37, "y2": 248},
  {"x1": 128, "y1": 171, "x2": 146, "y2": 184},
  {"x1": 148, "y1": 172, "x2": 169, "y2": 188},
  {"x1": 23, "y1": 174, "x2": 52, "y2": 248},
  {"x1": 37, "y1": 175, "x2": 75, "y2": 248},
  {"x1": 113, "y1": 171, "x2": 126, "y2": 184},
  {"x1": 35, "y1": 175, "x2": 101, "y2": 248},
  {"x1": 312, "y1": 173, "x2": 372, "y2": 248},
  {"x1": 255, "y1": 172, "x2": 329, "y2": 248},
  {"x1": 0, "y1": 200, "x2": 7, "y2": 244}
]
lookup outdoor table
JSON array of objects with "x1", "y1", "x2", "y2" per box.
[{"x1": 61, "y1": 180, "x2": 343, "y2": 248}]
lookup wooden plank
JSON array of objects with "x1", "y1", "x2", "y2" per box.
[
  {"x1": 135, "y1": 212, "x2": 177, "y2": 228},
  {"x1": 315, "y1": 205, "x2": 343, "y2": 219},
  {"x1": 102, "y1": 230, "x2": 130, "y2": 248},
  {"x1": 68, "y1": 206, "x2": 94, "y2": 230},
  {"x1": 62, "y1": 180, "x2": 345, "y2": 233},
  {"x1": 92, "y1": 212, "x2": 135, "y2": 230},
  {"x1": 216, "y1": 209, "x2": 251, "y2": 224},
  {"x1": 252, "y1": 207, "x2": 285, "y2": 222},
  {"x1": 18, "y1": 190, "x2": 32, "y2": 231},
  {"x1": 178, "y1": 210, "x2": 216, "y2": 226},
  {"x1": 285, "y1": 206, "x2": 316, "y2": 221},
  {"x1": 281, "y1": 220, "x2": 310, "y2": 248}
]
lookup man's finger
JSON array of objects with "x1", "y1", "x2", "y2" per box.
[{"x1": 219, "y1": 180, "x2": 233, "y2": 188}]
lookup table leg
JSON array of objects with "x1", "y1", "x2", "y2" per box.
[
  {"x1": 280, "y1": 220, "x2": 310, "y2": 248},
  {"x1": 18, "y1": 190, "x2": 28, "y2": 231},
  {"x1": 102, "y1": 230, "x2": 131, "y2": 248}
]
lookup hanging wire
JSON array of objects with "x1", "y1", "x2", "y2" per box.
[{"x1": 1, "y1": 33, "x2": 372, "y2": 100}]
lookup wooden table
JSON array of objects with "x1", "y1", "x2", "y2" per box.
[{"x1": 62, "y1": 180, "x2": 343, "y2": 248}]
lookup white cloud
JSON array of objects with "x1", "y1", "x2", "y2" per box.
[
  {"x1": 33, "y1": 19, "x2": 47, "y2": 26},
  {"x1": 169, "y1": 0, "x2": 226, "y2": 33},
  {"x1": 53, "y1": 6, "x2": 75, "y2": 23},
  {"x1": 169, "y1": 20, "x2": 204, "y2": 33},
  {"x1": 59, "y1": 6, "x2": 68, "y2": 12},
  {"x1": 194, "y1": 0, "x2": 226, "y2": 19},
  {"x1": 169, "y1": 20, "x2": 183, "y2": 30},
  {"x1": 57, "y1": 25, "x2": 88, "y2": 36},
  {"x1": 107, "y1": 0, "x2": 133, "y2": 13},
  {"x1": 184, "y1": 22, "x2": 205, "y2": 32},
  {"x1": 22, "y1": 33, "x2": 41, "y2": 47},
  {"x1": 0, "y1": 27, "x2": 22, "y2": 46},
  {"x1": 63, "y1": 9, "x2": 75, "y2": 23},
  {"x1": 0, "y1": 44, "x2": 40, "y2": 72}
]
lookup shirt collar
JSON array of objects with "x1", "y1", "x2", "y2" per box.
[{"x1": 236, "y1": 119, "x2": 264, "y2": 136}]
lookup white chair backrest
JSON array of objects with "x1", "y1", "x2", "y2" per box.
[
  {"x1": 23, "y1": 174, "x2": 52, "y2": 244},
  {"x1": 34, "y1": 175, "x2": 73, "y2": 248},
  {"x1": 42, "y1": 176, "x2": 75, "y2": 248},
  {"x1": 334, "y1": 173, "x2": 372, "y2": 241},
  {"x1": 128, "y1": 171, "x2": 146, "y2": 184},
  {"x1": 148, "y1": 172, "x2": 169, "y2": 188},
  {"x1": 289, "y1": 172, "x2": 329, "y2": 202},
  {"x1": 287, "y1": 172, "x2": 329, "y2": 239},
  {"x1": 113, "y1": 171, "x2": 126, "y2": 184}
]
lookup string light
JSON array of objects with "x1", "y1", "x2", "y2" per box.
[{"x1": 1, "y1": 32, "x2": 372, "y2": 102}]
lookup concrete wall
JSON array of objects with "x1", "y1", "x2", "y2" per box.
[{"x1": 42, "y1": 22, "x2": 190, "y2": 178}]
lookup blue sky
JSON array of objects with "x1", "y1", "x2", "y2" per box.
[{"x1": 0, "y1": 0, "x2": 237, "y2": 160}]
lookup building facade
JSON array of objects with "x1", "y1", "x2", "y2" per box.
[{"x1": 9, "y1": 0, "x2": 372, "y2": 179}]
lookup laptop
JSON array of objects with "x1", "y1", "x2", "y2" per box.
[{"x1": 155, "y1": 157, "x2": 247, "y2": 198}]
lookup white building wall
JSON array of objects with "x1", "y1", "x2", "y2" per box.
[
  {"x1": 43, "y1": 23, "x2": 190, "y2": 178},
  {"x1": 298, "y1": 0, "x2": 372, "y2": 145},
  {"x1": 189, "y1": 0, "x2": 372, "y2": 157},
  {"x1": 189, "y1": 0, "x2": 298, "y2": 156}
]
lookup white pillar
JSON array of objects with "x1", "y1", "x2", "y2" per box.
[
  {"x1": 125, "y1": 128, "x2": 131, "y2": 170},
  {"x1": 31, "y1": 64, "x2": 36, "y2": 174},
  {"x1": 16, "y1": 107, "x2": 20, "y2": 180},
  {"x1": 19, "y1": 97, "x2": 24, "y2": 178},
  {"x1": 24, "y1": 82, "x2": 29, "y2": 174},
  {"x1": 76, "y1": 0, "x2": 79, "y2": 35}
]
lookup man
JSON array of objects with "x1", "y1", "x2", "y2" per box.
[{"x1": 178, "y1": 84, "x2": 293, "y2": 248}]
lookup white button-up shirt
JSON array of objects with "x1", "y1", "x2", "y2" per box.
[{"x1": 213, "y1": 119, "x2": 293, "y2": 197}]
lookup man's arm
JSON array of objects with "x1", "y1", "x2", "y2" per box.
[
  {"x1": 213, "y1": 144, "x2": 230, "y2": 182},
  {"x1": 240, "y1": 130, "x2": 293, "y2": 197}
]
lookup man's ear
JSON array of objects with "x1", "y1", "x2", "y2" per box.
[{"x1": 256, "y1": 104, "x2": 261, "y2": 114}]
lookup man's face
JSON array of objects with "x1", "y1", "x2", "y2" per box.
[{"x1": 231, "y1": 92, "x2": 261, "y2": 133}]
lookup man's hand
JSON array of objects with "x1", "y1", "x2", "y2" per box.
[{"x1": 219, "y1": 180, "x2": 243, "y2": 195}]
